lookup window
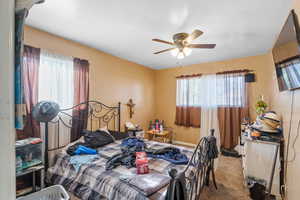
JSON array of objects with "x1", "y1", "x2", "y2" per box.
[
  {"x1": 175, "y1": 76, "x2": 202, "y2": 127},
  {"x1": 176, "y1": 73, "x2": 246, "y2": 108},
  {"x1": 216, "y1": 74, "x2": 246, "y2": 107},
  {"x1": 38, "y1": 50, "x2": 75, "y2": 150},
  {"x1": 175, "y1": 73, "x2": 247, "y2": 128},
  {"x1": 280, "y1": 59, "x2": 300, "y2": 90},
  {"x1": 38, "y1": 49, "x2": 74, "y2": 109},
  {"x1": 176, "y1": 77, "x2": 202, "y2": 107},
  {"x1": 21, "y1": 45, "x2": 89, "y2": 142}
]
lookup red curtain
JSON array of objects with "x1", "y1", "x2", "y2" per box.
[
  {"x1": 217, "y1": 71, "x2": 249, "y2": 149},
  {"x1": 17, "y1": 45, "x2": 41, "y2": 139},
  {"x1": 218, "y1": 107, "x2": 248, "y2": 149},
  {"x1": 175, "y1": 76, "x2": 202, "y2": 128},
  {"x1": 71, "y1": 58, "x2": 89, "y2": 142},
  {"x1": 175, "y1": 106, "x2": 201, "y2": 128}
]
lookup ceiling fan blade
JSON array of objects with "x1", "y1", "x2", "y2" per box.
[
  {"x1": 187, "y1": 44, "x2": 216, "y2": 49},
  {"x1": 152, "y1": 39, "x2": 174, "y2": 45},
  {"x1": 154, "y1": 48, "x2": 176, "y2": 54},
  {"x1": 187, "y1": 29, "x2": 203, "y2": 41}
]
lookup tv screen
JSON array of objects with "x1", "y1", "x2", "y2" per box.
[{"x1": 272, "y1": 10, "x2": 300, "y2": 91}]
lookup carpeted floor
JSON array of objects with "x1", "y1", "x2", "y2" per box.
[{"x1": 201, "y1": 156, "x2": 251, "y2": 200}]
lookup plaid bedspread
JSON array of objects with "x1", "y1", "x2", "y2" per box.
[{"x1": 47, "y1": 140, "x2": 194, "y2": 200}]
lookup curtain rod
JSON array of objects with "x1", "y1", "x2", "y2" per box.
[
  {"x1": 176, "y1": 73, "x2": 202, "y2": 79},
  {"x1": 275, "y1": 55, "x2": 300, "y2": 65},
  {"x1": 217, "y1": 69, "x2": 254, "y2": 74},
  {"x1": 175, "y1": 69, "x2": 254, "y2": 78}
]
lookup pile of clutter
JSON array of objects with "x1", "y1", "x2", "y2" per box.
[{"x1": 250, "y1": 111, "x2": 281, "y2": 137}]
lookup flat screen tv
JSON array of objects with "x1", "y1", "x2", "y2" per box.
[{"x1": 272, "y1": 10, "x2": 300, "y2": 91}]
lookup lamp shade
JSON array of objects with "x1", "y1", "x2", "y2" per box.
[{"x1": 32, "y1": 101, "x2": 60, "y2": 122}]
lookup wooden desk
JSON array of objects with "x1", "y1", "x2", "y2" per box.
[{"x1": 146, "y1": 130, "x2": 171, "y2": 143}]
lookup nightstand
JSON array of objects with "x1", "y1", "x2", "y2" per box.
[
  {"x1": 16, "y1": 165, "x2": 45, "y2": 197},
  {"x1": 124, "y1": 125, "x2": 144, "y2": 137},
  {"x1": 146, "y1": 129, "x2": 172, "y2": 143}
]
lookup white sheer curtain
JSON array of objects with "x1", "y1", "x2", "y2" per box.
[
  {"x1": 38, "y1": 49, "x2": 74, "y2": 166},
  {"x1": 176, "y1": 77, "x2": 202, "y2": 106},
  {"x1": 216, "y1": 73, "x2": 246, "y2": 107},
  {"x1": 198, "y1": 74, "x2": 221, "y2": 168},
  {"x1": 38, "y1": 49, "x2": 74, "y2": 109}
]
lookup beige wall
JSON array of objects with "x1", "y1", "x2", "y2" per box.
[
  {"x1": 267, "y1": 1, "x2": 300, "y2": 199},
  {"x1": 24, "y1": 26, "x2": 156, "y2": 131},
  {"x1": 267, "y1": 51, "x2": 300, "y2": 200},
  {"x1": 154, "y1": 54, "x2": 274, "y2": 144},
  {"x1": 273, "y1": 41, "x2": 299, "y2": 63},
  {"x1": 23, "y1": 26, "x2": 278, "y2": 145}
]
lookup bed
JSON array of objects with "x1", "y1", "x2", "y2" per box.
[{"x1": 44, "y1": 101, "x2": 217, "y2": 200}]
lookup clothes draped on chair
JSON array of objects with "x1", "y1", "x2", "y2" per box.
[
  {"x1": 175, "y1": 75, "x2": 202, "y2": 128},
  {"x1": 71, "y1": 58, "x2": 90, "y2": 142},
  {"x1": 217, "y1": 71, "x2": 249, "y2": 150}
]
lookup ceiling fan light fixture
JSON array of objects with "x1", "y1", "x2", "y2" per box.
[
  {"x1": 152, "y1": 29, "x2": 215, "y2": 58},
  {"x1": 171, "y1": 48, "x2": 180, "y2": 57},
  {"x1": 177, "y1": 51, "x2": 185, "y2": 59},
  {"x1": 183, "y1": 47, "x2": 192, "y2": 56},
  {"x1": 171, "y1": 48, "x2": 192, "y2": 59}
]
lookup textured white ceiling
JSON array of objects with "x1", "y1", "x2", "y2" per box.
[{"x1": 26, "y1": 0, "x2": 292, "y2": 69}]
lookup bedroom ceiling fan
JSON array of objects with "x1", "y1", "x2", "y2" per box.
[{"x1": 152, "y1": 29, "x2": 216, "y2": 59}]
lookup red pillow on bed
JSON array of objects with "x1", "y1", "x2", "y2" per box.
[{"x1": 136, "y1": 152, "x2": 149, "y2": 174}]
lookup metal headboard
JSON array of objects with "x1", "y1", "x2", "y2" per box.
[
  {"x1": 44, "y1": 100, "x2": 121, "y2": 170},
  {"x1": 166, "y1": 129, "x2": 218, "y2": 200},
  {"x1": 57, "y1": 100, "x2": 121, "y2": 132}
]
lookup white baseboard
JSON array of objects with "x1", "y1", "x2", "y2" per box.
[{"x1": 172, "y1": 140, "x2": 197, "y2": 147}]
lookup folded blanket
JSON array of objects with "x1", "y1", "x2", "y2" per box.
[
  {"x1": 69, "y1": 155, "x2": 98, "y2": 172},
  {"x1": 120, "y1": 173, "x2": 170, "y2": 196}
]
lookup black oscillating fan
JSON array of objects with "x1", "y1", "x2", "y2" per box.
[{"x1": 32, "y1": 101, "x2": 60, "y2": 170}]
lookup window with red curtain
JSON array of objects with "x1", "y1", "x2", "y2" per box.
[
  {"x1": 18, "y1": 45, "x2": 41, "y2": 139},
  {"x1": 175, "y1": 75, "x2": 202, "y2": 128},
  {"x1": 71, "y1": 58, "x2": 90, "y2": 142},
  {"x1": 216, "y1": 71, "x2": 249, "y2": 150},
  {"x1": 20, "y1": 46, "x2": 89, "y2": 143},
  {"x1": 175, "y1": 71, "x2": 249, "y2": 150}
]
